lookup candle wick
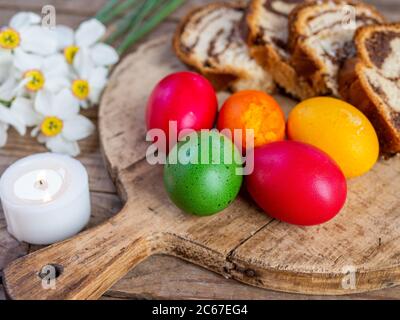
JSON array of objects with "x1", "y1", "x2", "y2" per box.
[{"x1": 35, "y1": 179, "x2": 48, "y2": 191}]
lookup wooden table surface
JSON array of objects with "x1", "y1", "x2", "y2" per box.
[{"x1": 0, "y1": 0, "x2": 399, "y2": 300}]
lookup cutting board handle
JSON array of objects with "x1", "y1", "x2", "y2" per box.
[{"x1": 2, "y1": 203, "x2": 160, "y2": 300}]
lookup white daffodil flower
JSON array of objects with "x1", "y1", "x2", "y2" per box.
[
  {"x1": 0, "y1": 12, "x2": 57, "y2": 61},
  {"x1": 32, "y1": 89, "x2": 95, "y2": 156},
  {"x1": 54, "y1": 19, "x2": 118, "y2": 67},
  {"x1": 6, "y1": 50, "x2": 70, "y2": 103},
  {"x1": 70, "y1": 52, "x2": 109, "y2": 108}
]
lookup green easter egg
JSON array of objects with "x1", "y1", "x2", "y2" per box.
[{"x1": 164, "y1": 130, "x2": 243, "y2": 216}]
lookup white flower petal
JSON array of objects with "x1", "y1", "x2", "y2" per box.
[
  {"x1": 90, "y1": 43, "x2": 118, "y2": 67},
  {"x1": 14, "y1": 78, "x2": 30, "y2": 98},
  {"x1": 38, "y1": 133, "x2": 50, "y2": 143},
  {"x1": 54, "y1": 25, "x2": 74, "y2": 50},
  {"x1": 46, "y1": 135, "x2": 80, "y2": 156},
  {"x1": 44, "y1": 75, "x2": 70, "y2": 93},
  {"x1": 63, "y1": 115, "x2": 94, "y2": 141},
  {"x1": 0, "y1": 50, "x2": 13, "y2": 65},
  {"x1": 0, "y1": 65, "x2": 10, "y2": 84},
  {"x1": 13, "y1": 49, "x2": 43, "y2": 71},
  {"x1": 73, "y1": 47, "x2": 93, "y2": 79},
  {"x1": 9, "y1": 12, "x2": 41, "y2": 31},
  {"x1": 75, "y1": 19, "x2": 105, "y2": 48},
  {"x1": 0, "y1": 76, "x2": 18, "y2": 101},
  {"x1": 0, "y1": 50, "x2": 13, "y2": 83},
  {"x1": 35, "y1": 90, "x2": 53, "y2": 116},
  {"x1": 88, "y1": 66, "x2": 108, "y2": 89},
  {"x1": 88, "y1": 87, "x2": 103, "y2": 105},
  {"x1": 31, "y1": 125, "x2": 41, "y2": 137},
  {"x1": 10, "y1": 97, "x2": 41, "y2": 126},
  {"x1": 0, "y1": 51, "x2": 12, "y2": 83},
  {"x1": 53, "y1": 89, "x2": 80, "y2": 120},
  {"x1": 20, "y1": 26, "x2": 58, "y2": 55},
  {"x1": 42, "y1": 54, "x2": 69, "y2": 77},
  {"x1": 0, "y1": 122, "x2": 8, "y2": 147},
  {"x1": 87, "y1": 67, "x2": 107, "y2": 104},
  {"x1": 0, "y1": 103, "x2": 25, "y2": 135}
]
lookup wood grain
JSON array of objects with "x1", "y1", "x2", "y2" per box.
[
  {"x1": 1, "y1": 0, "x2": 400, "y2": 300},
  {"x1": 104, "y1": 254, "x2": 400, "y2": 300}
]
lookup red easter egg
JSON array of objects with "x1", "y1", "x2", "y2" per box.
[
  {"x1": 146, "y1": 71, "x2": 218, "y2": 152},
  {"x1": 246, "y1": 141, "x2": 347, "y2": 226}
]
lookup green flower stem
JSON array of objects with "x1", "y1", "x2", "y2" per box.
[
  {"x1": 107, "y1": 0, "x2": 163, "y2": 44},
  {"x1": 117, "y1": 0, "x2": 185, "y2": 55},
  {"x1": 95, "y1": 0, "x2": 119, "y2": 23},
  {"x1": 105, "y1": 0, "x2": 151, "y2": 44},
  {"x1": 101, "y1": 0, "x2": 140, "y2": 24}
]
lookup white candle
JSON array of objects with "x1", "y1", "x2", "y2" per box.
[{"x1": 0, "y1": 153, "x2": 91, "y2": 245}]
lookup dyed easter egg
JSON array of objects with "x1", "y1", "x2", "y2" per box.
[
  {"x1": 246, "y1": 141, "x2": 347, "y2": 226},
  {"x1": 217, "y1": 90, "x2": 285, "y2": 149},
  {"x1": 288, "y1": 97, "x2": 379, "y2": 178},
  {"x1": 146, "y1": 72, "x2": 218, "y2": 153},
  {"x1": 164, "y1": 131, "x2": 243, "y2": 216}
]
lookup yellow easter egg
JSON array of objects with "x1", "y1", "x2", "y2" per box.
[{"x1": 288, "y1": 97, "x2": 379, "y2": 178}]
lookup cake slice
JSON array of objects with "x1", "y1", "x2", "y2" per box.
[
  {"x1": 289, "y1": 0, "x2": 385, "y2": 97},
  {"x1": 339, "y1": 24, "x2": 400, "y2": 154},
  {"x1": 245, "y1": 0, "x2": 316, "y2": 100},
  {"x1": 174, "y1": 3, "x2": 275, "y2": 93}
]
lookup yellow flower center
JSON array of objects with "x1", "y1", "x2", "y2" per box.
[
  {"x1": 64, "y1": 45, "x2": 79, "y2": 64},
  {"x1": 72, "y1": 79, "x2": 90, "y2": 100},
  {"x1": 24, "y1": 70, "x2": 45, "y2": 92},
  {"x1": 0, "y1": 28, "x2": 20, "y2": 49},
  {"x1": 41, "y1": 117, "x2": 63, "y2": 137}
]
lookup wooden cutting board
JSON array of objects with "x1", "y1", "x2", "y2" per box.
[{"x1": 3, "y1": 35, "x2": 400, "y2": 299}]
